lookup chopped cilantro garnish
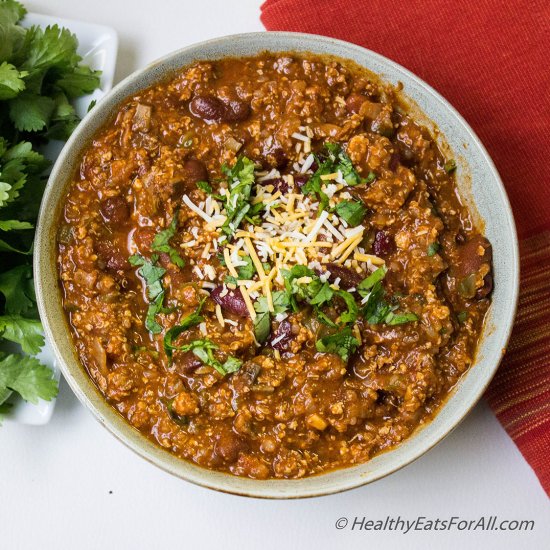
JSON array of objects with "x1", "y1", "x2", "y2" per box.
[
  {"x1": 364, "y1": 171, "x2": 377, "y2": 184},
  {"x1": 196, "y1": 180, "x2": 212, "y2": 193},
  {"x1": 385, "y1": 312, "x2": 419, "y2": 325},
  {"x1": 357, "y1": 265, "x2": 387, "y2": 296},
  {"x1": 302, "y1": 143, "x2": 370, "y2": 214},
  {"x1": 335, "y1": 289, "x2": 359, "y2": 325},
  {"x1": 224, "y1": 255, "x2": 257, "y2": 286},
  {"x1": 358, "y1": 266, "x2": 418, "y2": 326},
  {"x1": 301, "y1": 157, "x2": 331, "y2": 212},
  {"x1": 151, "y1": 215, "x2": 185, "y2": 268},
  {"x1": 324, "y1": 142, "x2": 362, "y2": 186},
  {"x1": 220, "y1": 156, "x2": 256, "y2": 236},
  {"x1": 427, "y1": 242, "x2": 440, "y2": 257},
  {"x1": 163, "y1": 298, "x2": 206, "y2": 359},
  {"x1": 334, "y1": 200, "x2": 367, "y2": 227},
  {"x1": 457, "y1": 311, "x2": 468, "y2": 323},
  {"x1": 236, "y1": 255, "x2": 256, "y2": 279},
  {"x1": 444, "y1": 159, "x2": 457, "y2": 173},
  {"x1": 282, "y1": 265, "x2": 357, "y2": 327},
  {"x1": 315, "y1": 327, "x2": 359, "y2": 362},
  {"x1": 253, "y1": 290, "x2": 289, "y2": 343},
  {"x1": 129, "y1": 254, "x2": 166, "y2": 334},
  {"x1": 167, "y1": 338, "x2": 242, "y2": 376},
  {"x1": 244, "y1": 202, "x2": 265, "y2": 225}
]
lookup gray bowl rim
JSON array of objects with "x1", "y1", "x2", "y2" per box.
[{"x1": 34, "y1": 31, "x2": 520, "y2": 499}]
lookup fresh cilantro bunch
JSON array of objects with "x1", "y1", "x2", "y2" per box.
[
  {"x1": 0, "y1": 0, "x2": 101, "y2": 141},
  {"x1": 0, "y1": 0, "x2": 102, "y2": 417}
]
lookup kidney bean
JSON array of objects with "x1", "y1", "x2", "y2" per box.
[
  {"x1": 95, "y1": 239, "x2": 129, "y2": 272},
  {"x1": 345, "y1": 93, "x2": 368, "y2": 114},
  {"x1": 224, "y1": 99, "x2": 250, "y2": 122},
  {"x1": 262, "y1": 177, "x2": 289, "y2": 194},
  {"x1": 172, "y1": 159, "x2": 209, "y2": 199},
  {"x1": 189, "y1": 95, "x2": 226, "y2": 122},
  {"x1": 99, "y1": 196, "x2": 130, "y2": 224},
  {"x1": 269, "y1": 319, "x2": 292, "y2": 350},
  {"x1": 214, "y1": 431, "x2": 248, "y2": 463},
  {"x1": 388, "y1": 151, "x2": 401, "y2": 172},
  {"x1": 294, "y1": 174, "x2": 309, "y2": 189},
  {"x1": 372, "y1": 230, "x2": 395, "y2": 257},
  {"x1": 319, "y1": 263, "x2": 363, "y2": 289},
  {"x1": 269, "y1": 146, "x2": 288, "y2": 170},
  {"x1": 173, "y1": 351, "x2": 202, "y2": 375},
  {"x1": 452, "y1": 236, "x2": 492, "y2": 279},
  {"x1": 210, "y1": 286, "x2": 249, "y2": 317},
  {"x1": 476, "y1": 273, "x2": 493, "y2": 299},
  {"x1": 189, "y1": 95, "x2": 250, "y2": 123},
  {"x1": 182, "y1": 159, "x2": 208, "y2": 183},
  {"x1": 451, "y1": 236, "x2": 493, "y2": 300}
]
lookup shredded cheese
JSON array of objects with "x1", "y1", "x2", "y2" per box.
[
  {"x1": 239, "y1": 286, "x2": 257, "y2": 320},
  {"x1": 223, "y1": 247, "x2": 239, "y2": 278},
  {"x1": 215, "y1": 304, "x2": 225, "y2": 327}
]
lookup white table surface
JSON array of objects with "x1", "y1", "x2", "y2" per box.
[{"x1": 2, "y1": 1, "x2": 548, "y2": 549}]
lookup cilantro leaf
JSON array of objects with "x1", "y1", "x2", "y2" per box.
[
  {"x1": 0, "y1": 1, "x2": 26, "y2": 62},
  {"x1": 163, "y1": 298, "x2": 206, "y2": 359},
  {"x1": 253, "y1": 290, "x2": 289, "y2": 343},
  {"x1": 129, "y1": 254, "x2": 165, "y2": 300},
  {"x1": 0, "y1": 61, "x2": 26, "y2": 100},
  {"x1": 301, "y1": 156, "x2": 331, "y2": 212},
  {"x1": 325, "y1": 142, "x2": 362, "y2": 185},
  {"x1": 0, "y1": 314, "x2": 44, "y2": 354},
  {"x1": 196, "y1": 181, "x2": 213, "y2": 194},
  {"x1": 168, "y1": 338, "x2": 242, "y2": 376},
  {"x1": 315, "y1": 327, "x2": 359, "y2": 362},
  {"x1": 302, "y1": 143, "x2": 364, "y2": 213},
  {"x1": 335, "y1": 289, "x2": 359, "y2": 325},
  {"x1": 334, "y1": 200, "x2": 367, "y2": 227},
  {"x1": 129, "y1": 254, "x2": 166, "y2": 333},
  {"x1": 385, "y1": 312, "x2": 419, "y2": 325},
  {"x1": 0, "y1": 353, "x2": 57, "y2": 404},
  {"x1": 220, "y1": 156, "x2": 256, "y2": 237},
  {"x1": 427, "y1": 242, "x2": 440, "y2": 257},
  {"x1": 151, "y1": 215, "x2": 185, "y2": 268},
  {"x1": 8, "y1": 93, "x2": 55, "y2": 132},
  {"x1": 0, "y1": 219, "x2": 32, "y2": 230},
  {"x1": 357, "y1": 266, "x2": 417, "y2": 326},
  {"x1": 235, "y1": 255, "x2": 256, "y2": 280},
  {"x1": 0, "y1": 11, "x2": 100, "y2": 415},
  {"x1": 357, "y1": 265, "x2": 387, "y2": 297},
  {"x1": 55, "y1": 65, "x2": 101, "y2": 99},
  {"x1": 444, "y1": 159, "x2": 457, "y2": 174},
  {"x1": 0, "y1": 264, "x2": 35, "y2": 314},
  {"x1": 145, "y1": 293, "x2": 164, "y2": 334},
  {"x1": 19, "y1": 24, "x2": 80, "y2": 73}
]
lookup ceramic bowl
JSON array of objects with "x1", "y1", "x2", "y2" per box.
[{"x1": 34, "y1": 32, "x2": 519, "y2": 499}]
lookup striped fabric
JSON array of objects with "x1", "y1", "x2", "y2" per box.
[
  {"x1": 261, "y1": 0, "x2": 550, "y2": 495},
  {"x1": 484, "y1": 233, "x2": 550, "y2": 494}
]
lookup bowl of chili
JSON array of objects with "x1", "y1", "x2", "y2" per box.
[{"x1": 34, "y1": 32, "x2": 519, "y2": 498}]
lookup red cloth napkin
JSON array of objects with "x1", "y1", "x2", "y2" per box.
[{"x1": 261, "y1": 0, "x2": 550, "y2": 494}]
